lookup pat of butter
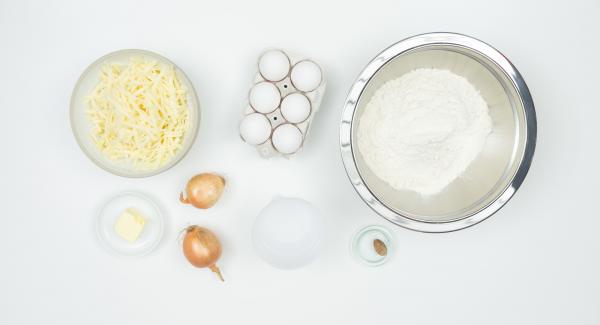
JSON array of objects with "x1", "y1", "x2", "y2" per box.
[{"x1": 114, "y1": 208, "x2": 146, "y2": 243}]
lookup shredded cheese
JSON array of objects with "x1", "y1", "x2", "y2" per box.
[{"x1": 86, "y1": 57, "x2": 190, "y2": 171}]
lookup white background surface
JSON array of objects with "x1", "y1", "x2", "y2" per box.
[{"x1": 1, "y1": 0, "x2": 599, "y2": 324}]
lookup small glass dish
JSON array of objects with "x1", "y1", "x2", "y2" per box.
[
  {"x1": 350, "y1": 225, "x2": 395, "y2": 267},
  {"x1": 70, "y1": 49, "x2": 200, "y2": 178},
  {"x1": 95, "y1": 191, "x2": 164, "y2": 257}
]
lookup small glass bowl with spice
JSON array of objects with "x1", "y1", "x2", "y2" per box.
[{"x1": 350, "y1": 225, "x2": 394, "y2": 267}]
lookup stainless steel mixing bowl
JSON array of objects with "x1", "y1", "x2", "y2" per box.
[{"x1": 340, "y1": 33, "x2": 537, "y2": 232}]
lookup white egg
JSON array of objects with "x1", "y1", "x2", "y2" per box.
[
  {"x1": 252, "y1": 197, "x2": 324, "y2": 270},
  {"x1": 249, "y1": 82, "x2": 281, "y2": 113},
  {"x1": 290, "y1": 60, "x2": 322, "y2": 92},
  {"x1": 258, "y1": 50, "x2": 290, "y2": 82},
  {"x1": 239, "y1": 113, "x2": 272, "y2": 145},
  {"x1": 280, "y1": 93, "x2": 311, "y2": 123},
  {"x1": 271, "y1": 124, "x2": 303, "y2": 154}
]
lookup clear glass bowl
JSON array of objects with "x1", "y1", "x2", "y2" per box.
[
  {"x1": 70, "y1": 49, "x2": 200, "y2": 178},
  {"x1": 95, "y1": 191, "x2": 164, "y2": 257},
  {"x1": 350, "y1": 225, "x2": 395, "y2": 267}
]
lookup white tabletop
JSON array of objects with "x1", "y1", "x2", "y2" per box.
[{"x1": 1, "y1": 1, "x2": 599, "y2": 324}]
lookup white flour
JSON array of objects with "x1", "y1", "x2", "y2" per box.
[{"x1": 357, "y1": 68, "x2": 492, "y2": 195}]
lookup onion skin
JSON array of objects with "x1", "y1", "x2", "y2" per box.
[
  {"x1": 180, "y1": 173, "x2": 225, "y2": 209},
  {"x1": 183, "y1": 226, "x2": 224, "y2": 281}
]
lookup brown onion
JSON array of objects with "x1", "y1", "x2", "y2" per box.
[
  {"x1": 180, "y1": 173, "x2": 225, "y2": 209},
  {"x1": 182, "y1": 225, "x2": 224, "y2": 281}
]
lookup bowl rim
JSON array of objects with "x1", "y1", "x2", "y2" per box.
[
  {"x1": 69, "y1": 48, "x2": 200, "y2": 178},
  {"x1": 340, "y1": 32, "x2": 537, "y2": 233}
]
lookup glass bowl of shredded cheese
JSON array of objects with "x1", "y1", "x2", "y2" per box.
[{"x1": 70, "y1": 49, "x2": 200, "y2": 177}]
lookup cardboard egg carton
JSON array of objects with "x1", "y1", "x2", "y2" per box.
[{"x1": 239, "y1": 48, "x2": 326, "y2": 158}]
